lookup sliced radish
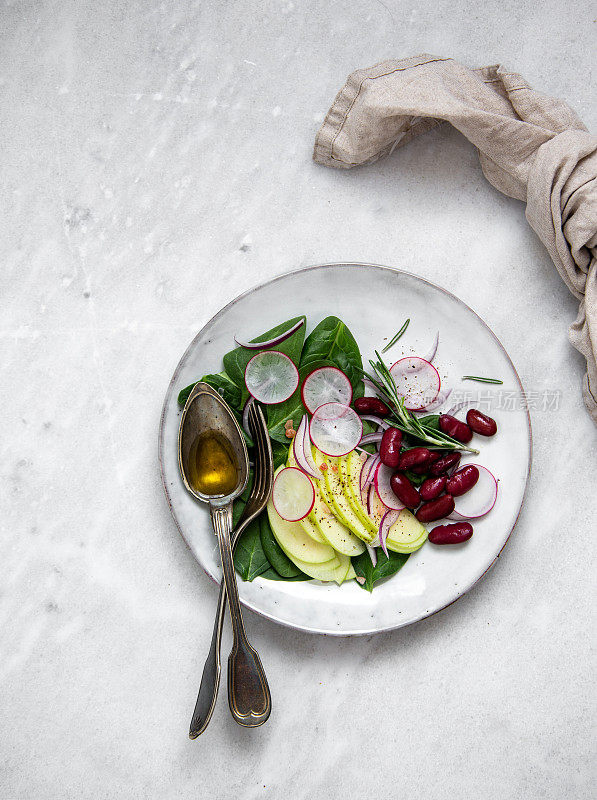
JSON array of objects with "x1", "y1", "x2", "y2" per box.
[
  {"x1": 378, "y1": 509, "x2": 401, "y2": 557},
  {"x1": 448, "y1": 464, "x2": 498, "y2": 520},
  {"x1": 272, "y1": 467, "x2": 315, "y2": 521},
  {"x1": 301, "y1": 367, "x2": 352, "y2": 414},
  {"x1": 423, "y1": 331, "x2": 440, "y2": 363},
  {"x1": 374, "y1": 463, "x2": 406, "y2": 512},
  {"x1": 244, "y1": 350, "x2": 299, "y2": 404},
  {"x1": 414, "y1": 386, "x2": 453, "y2": 414},
  {"x1": 293, "y1": 415, "x2": 321, "y2": 480},
  {"x1": 234, "y1": 318, "x2": 304, "y2": 350},
  {"x1": 309, "y1": 402, "x2": 363, "y2": 457},
  {"x1": 390, "y1": 356, "x2": 441, "y2": 411}
]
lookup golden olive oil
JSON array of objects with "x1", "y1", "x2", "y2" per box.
[{"x1": 189, "y1": 430, "x2": 238, "y2": 496}]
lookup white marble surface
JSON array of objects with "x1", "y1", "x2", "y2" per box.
[{"x1": 1, "y1": 2, "x2": 595, "y2": 798}]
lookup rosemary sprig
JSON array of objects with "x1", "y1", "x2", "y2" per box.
[
  {"x1": 364, "y1": 351, "x2": 479, "y2": 454},
  {"x1": 381, "y1": 318, "x2": 410, "y2": 353},
  {"x1": 462, "y1": 375, "x2": 503, "y2": 384}
]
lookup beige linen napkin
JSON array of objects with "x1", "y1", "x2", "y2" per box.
[{"x1": 313, "y1": 55, "x2": 597, "y2": 424}]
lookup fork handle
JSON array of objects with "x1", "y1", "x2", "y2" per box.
[
  {"x1": 211, "y1": 504, "x2": 271, "y2": 728},
  {"x1": 189, "y1": 516, "x2": 271, "y2": 738}
]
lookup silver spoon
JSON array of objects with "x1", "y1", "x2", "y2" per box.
[{"x1": 178, "y1": 382, "x2": 271, "y2": 729}]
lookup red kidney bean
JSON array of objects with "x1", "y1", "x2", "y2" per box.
[
  {"x1": 410, "y1": 452, "x2": 441, "y2": 475},
  {"x1": 397, "y1": 447, "x2": 433, "y2": 470},
  {"x1": 379, "y1": 427, "x2": 402, "y2": 468},
  {"x1": 416, "y1": 493, "x2": 455, "y2": 522},
  {"x1": 389, "y1": 473, "x2": 421, "y2": 509},
  {"x1": 429, "y1": 522, "x2": 473, "y2": 545},
  {"x1": 420, "y1": 475, "x2": 447, "y2": 501},
  {"x1": 429, "y1": 452, "x2": 461, "y2": 476},
  {"x1": 439, "y1": 414, "x2": 473, "y2": 444},
  {"x1": 446, "y1": 465, "x2": 480, "y2": 497},
  {"x1": 466, "y1": 409, "x2": 498, "y2": 437},
  {"x1": 354, "y1": 397, "x2": 391, "y2": 416}
]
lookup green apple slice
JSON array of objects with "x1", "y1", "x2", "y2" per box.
[
  {"x1": 267, "y1": 492, "x2": 336, "y2": 564},
  {"x1": 309, "y1": 494, "x2": 365, "y2": 556},
  {"x1": 340, "y1": 451, "x2": 378, "y2": 534},
  {"x1": 288, "y1": 443, "x2": 365, "y2": 556},
  {"x1": 313, "y1": 450, "x2": 375, "y2": 544},
  {"x1": 286, "y1": 444, "x2": 334, "y2": 545},
  {"x1": 291, "y1": 551, "x2": 351, "y2": 584},
  {"x1": 386, "y1": 509, "x2": 428, "y2": 554}
]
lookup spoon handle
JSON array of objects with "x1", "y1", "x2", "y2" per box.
[
  {"x1": 211, "y1": 504, "x2": 271, "y2": 728},
  {"x1": 188, "y1": 579, "x2": 225, "y2": 738}
]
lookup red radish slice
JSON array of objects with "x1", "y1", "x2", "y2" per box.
[
  {"x1": 390, "y1": 356, "x2": 441, "y2": 411},
  {"x1": 301, "y1": 367, "x2": 352, "y2": 414},
  {"x1": 309, "y1": 402, "x2": 363, "y2": 457},
  {"x1": 244, "y1": 350, "x2": 299, "y2": 404},
  {"x1": 359, "y1": 432, "x2": 384, "y2": 447},
  {"x1": 234, "y1": 318, "x2": 304, "y2": 350},
  {"x1": 447, "y1": 464, "x2": 498, "y2": 520},
  {"x1": 293, "y1": 416, "x2": 321, "y2": 480},
  {"x1": 272, "y1": 467, "x2": 315, "y2": 521},
  {"x1": 359, "y1": 415, "x2": 390, "y2": 430},
  {"x1": 423, "y1": 331, "x2": 440, "y2": 364},
  {"x1": 378, "y1": 509, "x2": 400, "y2": 557},
  {"x1": 414, "y1": 386, "x2": 453, "y2": 414},
  {"x1": 374, "y1": 463, "x2": 406, "y2": 512}
]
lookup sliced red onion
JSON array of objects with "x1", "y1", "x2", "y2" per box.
[
  {"x1": 359, "y1": 432, "x2": 384, "y2": 447},
  {"x1": 359, "y1": 415, "x2": 390, "y2": 429},
  {"x1": 374, "y1": 462, "x2": 406, "y2": 511},
  {"x1": 356, "y1": 575, "x2": 366, "y2": 585},
  {"x1": 423, "y1": 331, "x2": 440, "y2": 363},
  {"x1": 445, "y1": 400, "x2": 475, "y2": 418},
  {"x1": 234, "y1": 318, "x2": 304, "y2": 350},
  {"x1": 366, "y1": 543, "x2": 377, "y2": 566},
  {"x1": 293, "y1": 415, "x2": 321, "y2": 480},
  {"x1": 378, "y1": 509, "x2": 400, "y2": 557},
  {"x1": 242, "y1": 399, "x2": 252, "y2": 438},
  {"x1": 359, "y1": 454, "x2": 380, "y2": 492},
  {"x1": 447, "y1": 464, "x2": 498, "y2": 519}
]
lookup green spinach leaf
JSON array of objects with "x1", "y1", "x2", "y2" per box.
[
  {"x1": 232, "y1": 471, "x2": 253, "y2": 528},
  {"x1": 177, "y1": 372, "x2": 242, "y2": 409},
  {"x1": 352, "y1": 549, "x2": 410, "y2": 592},
  {"x1": 299, "y1": 316, "x2": 364, "y2": 394},
  {"x1": 222, "y1": 316, "x2": 306, "y2": 396},
  {"x1": 271, "y1": 440, "x2": 290, "y2": 470},
  {"x1": 259, "y1": 513, "x2": 304, "y2": 578},
  {"x1": 233, "y1": 516, "x2": 270, "y2": 581},
  {"x1": 259, "y1": 567, "x2": 311, "y2": 581}
]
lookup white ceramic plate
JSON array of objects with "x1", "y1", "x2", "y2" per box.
[{"x1": 159, "y1": 264, "x2": 531, "y2": 635}]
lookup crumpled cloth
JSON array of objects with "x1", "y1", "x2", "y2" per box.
[{"x1": 313, "y1": 55, "x2": 597, "y2": 424}]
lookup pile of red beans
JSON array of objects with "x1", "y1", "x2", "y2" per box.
[{"x1": 354, "y1": 397, "x2": 498, "y2": 545}]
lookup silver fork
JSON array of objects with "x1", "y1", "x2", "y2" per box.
[{"x1": 189, "y1": 400, "x2": 273, "y2": 737}]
